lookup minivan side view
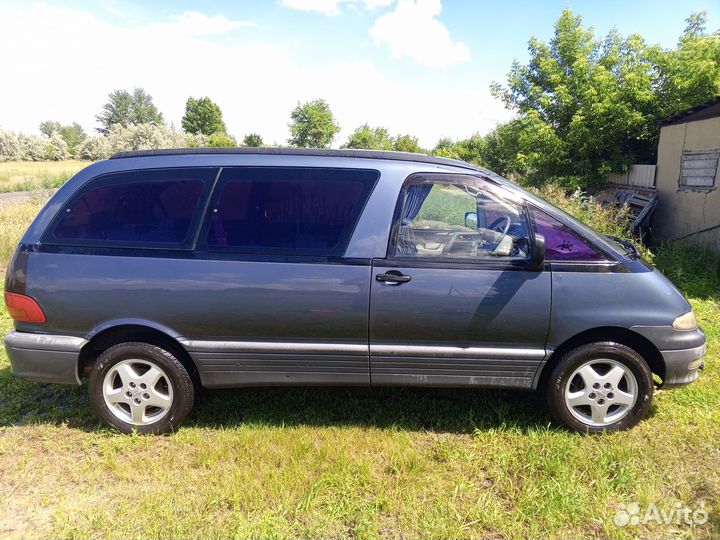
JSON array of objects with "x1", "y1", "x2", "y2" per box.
[{"x1": 4, "y1": 148, "x2": 706, "y2": 434}]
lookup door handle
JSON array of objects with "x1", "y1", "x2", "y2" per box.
[{"x1": 376, "y1": 271, "x2": 412, "y2": 284}]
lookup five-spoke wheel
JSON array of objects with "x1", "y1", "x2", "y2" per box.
[
  {"x1": 546, "y1": 342, "x2": 653, "y2": 433},
  {"x1": 103, "y1": 359, "x2": 174, "y2": 426},
  {"x1": 89, "y1": 342, "x2": 195, "y2": 434}
]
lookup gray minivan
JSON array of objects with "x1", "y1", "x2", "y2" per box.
[{"x1": 4, "y1": 148, "x2": 706, "y2": 434}]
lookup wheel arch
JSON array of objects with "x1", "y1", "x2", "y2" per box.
[
  {"x1": 536, "y1": 326, "x2": 665, "y2": 390},
  {"x1": 78, "y1": 323, "x2": 197, "y2": 381}
]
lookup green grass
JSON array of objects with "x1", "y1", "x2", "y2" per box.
[
  {"x1": 0, "y1": 194, "x2": 718, "y2": 539},
  {"x1": 416, "y1": 184, "x2": 476, "y2": 227},
  {"x1": 0, "y1": 160, "x2": 89, "y2": 193}
]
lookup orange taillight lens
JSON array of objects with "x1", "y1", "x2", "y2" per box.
[{"x1": 4, "y1": 292, "x2": 46, "y2": 323}]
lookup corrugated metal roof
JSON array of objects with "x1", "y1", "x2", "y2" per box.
[{"x1": 660, "y1": 96, "x2": 720, "y2": 126}]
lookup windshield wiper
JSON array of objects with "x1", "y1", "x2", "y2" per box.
[{"x1": 606, "y1": 235, "x2": 639, "y2": 259}]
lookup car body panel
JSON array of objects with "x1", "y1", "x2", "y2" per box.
[{"x1": 4, "y1": 150, "x2": 706, "y2": 391}]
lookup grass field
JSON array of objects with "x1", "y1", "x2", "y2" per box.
[
  {"x1": 0, "y1": 161, "x2": 88, "y2": 193},
  {"x1": 0, "y1": 192, "x2": 718, "y2": 539}
]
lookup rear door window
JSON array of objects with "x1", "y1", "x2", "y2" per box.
[
  {"x1": 49, "y1": 168, "x2": 216, "y2": 247},
  {"x1": 204, "y1": 167, "x2": 378, "y2": 256}
]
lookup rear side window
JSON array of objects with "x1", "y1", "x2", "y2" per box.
[
  {"x1": 530, "y1": 206, "x2": 607, "y2": 261},
  {"x1": 50, "y1": 168, "x2": 216, "y2": 247},
  {"x1": 205, "y1": 167, "x2": 378, "y2": 255}
]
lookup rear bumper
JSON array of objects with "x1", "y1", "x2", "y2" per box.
[{"x1": 4, "y1": 331, "x2": 86, "y2": 385}]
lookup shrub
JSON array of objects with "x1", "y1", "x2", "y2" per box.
[
  {"x1": 76, "y1": 136, "x2": 112, "y2": 160},
  {"x1": 43, "y1": 133, "x2": 70, "y2": 161},
  {"x1": 529, "y1": 182, "x2": 652, "y2": 259},
  {"x1": 0, "y1": 129, "x2": 22, "y2": 161},
  {"x1": 206, "y1": 131, "x2": 237, "y2": 148},
  {"x1": 18, "y1": 135, "x2": 48, "y2": 161}
]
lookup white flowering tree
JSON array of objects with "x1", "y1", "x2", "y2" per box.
[{"x1": 0, "y1": 129, "x2": 22, "y2": 161}]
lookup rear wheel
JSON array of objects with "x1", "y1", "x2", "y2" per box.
[
  {"x1": 89, "y1": 342, "x2": 194, "y2": 434},
  {"x1": 545, "y1": 342, "x2": 653, "y2": 433}
]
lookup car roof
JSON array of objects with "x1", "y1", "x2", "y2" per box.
[{"x1": 109, "y1": 147, "x2": 479, "y2": 171}]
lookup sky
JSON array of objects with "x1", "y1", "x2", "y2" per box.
[{"x1": 0, "y1": 0, "x2": 718, "y2": 148}]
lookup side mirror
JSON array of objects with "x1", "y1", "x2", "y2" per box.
[
  {"x1": 528, "y1": 233, "x2": 546, "y2": 271},
  {"x1": 465, "y1": 211, "x2": 478, "y2": 229}
]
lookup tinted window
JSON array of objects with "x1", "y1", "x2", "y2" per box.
[
  {"x1": 530, "y1": 206, "x2": 607, "y2": 261},
  {"x1": 51, "y1": 168, "x2": 214, "y2": 246},
  {"x1": 206, "y1": 168, "x2": 377, "y2": 255},
  {"x1": 394, "y1": 176, "x2": 531, "y2": 260}
]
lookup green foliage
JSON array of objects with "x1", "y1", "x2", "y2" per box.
[
  {"x1": 38, "y1": 122, "x2": 86, "y2": 156},
  {"x1": 96, "y1": 88, "x2": 163, "y2": 135},
  {"x1": 207, "y1": 131, "x2": 237, "y2": 148},
  {"x1": 393, "y1": 134, "x2": 423, "y2": 153},
  {"x1": 39, "y1": 121, "x2": 61, "y2": 137},
  {"x1": 490, "y1": 9, "x2": 720, "y2": 189},
  {"x1": 654, "y1": 13, "x2": 720, "y2": 120},
  {"x1": 181, "y1": 97, "x2": 227, "y2": 136},
  {"x1": 288, "y1": 99, "x2": 340, "y2": 148},
  {"x1": 343, "y1": 124, "x2": 394, "y2": 150},
  {"x1": 243, "y1": 133, "x2": 264, "y2": 147}
]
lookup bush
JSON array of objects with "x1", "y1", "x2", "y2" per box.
[
  {"x1": 43, "y1": 133, "x2": 70, "y2": 161},
  {"x1": 76, "y1": 136, "x2": 112, "y2": 160},
  {"x1": 206, "y1": 131, "x2": 237, "y2": 148},
  {"x1": 529, "y1": 182, "x2": 653, "y2": 259},
  {"x1": 0, "y1": 129, "x2": 22, "y2": 161}
]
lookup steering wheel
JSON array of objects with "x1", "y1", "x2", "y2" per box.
[
  {"x1": 487, "y1": 215, "x2": 512, "y2": 252},
  {"x1": 488, "y1": 215, "x2": 511, "y2": 235}
]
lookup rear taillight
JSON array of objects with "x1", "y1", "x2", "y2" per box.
[{"x1": 4, "y1": 292, "x2": 46, "y2": 323}]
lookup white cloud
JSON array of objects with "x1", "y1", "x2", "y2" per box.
[
  {"x1": 167, "y1": 12, "x2": 256, "y2": 35},
  {"x1": 0, "y1": 3, "x2": 507, "y2": 148},
  {"x1": 281, "y1": 0, "x2": 393, "y2": 16},
  {"x1": 369, "y1": 0, "x2": 470, "y2": 67}
]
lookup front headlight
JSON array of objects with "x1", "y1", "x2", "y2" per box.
[{"x1": 673, "y1": 310, "x2": 698, "y2": 330}]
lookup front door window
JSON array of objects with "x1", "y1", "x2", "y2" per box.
[{"x1": 394, "y1": 178, "x2": 531, "y2": 260}]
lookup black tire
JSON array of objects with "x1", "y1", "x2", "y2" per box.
[
  {"x1": 545, "y1": 342, "x2": 653, "y2": 433},
  {"x1": 89, "y1": 342, "x2": 195, "y2": 434}
]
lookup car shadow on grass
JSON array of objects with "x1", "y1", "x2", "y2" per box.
[{"x1": 0, "y1": 367, "x2": 659, "y2": 434}]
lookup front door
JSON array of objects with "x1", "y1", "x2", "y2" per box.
[{"x1": 370, "y1": 173, "x2": 551, "y2": 389}]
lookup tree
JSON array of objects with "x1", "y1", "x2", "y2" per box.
[
  {"x1": 288, "y1": 99, "x2": 340, "y2": 148},
  {"x1": 243, "y1": 133, "x2": 264, "y2": 147},
  {"x1": 490, "y1": 8, "x2": 720, "y2": 188},
  {"x1": 39, "y1": 121, "x2": 61, "y2": 137},
  {"x1": 38, "y1": 121, "x2": 86, "y2": 156},
  {"x1": 393, "y1": 134, "x2": 423, "y2": 153},
  {"x1": 342, "y1": 124, "x2": 393, "y2": 150},
  {"x1": 181, "y1": 97, "x2": 227, "y2": 135},
  {"x1": 451, "y1": 133, "x2": 486, "y2": 164},
  {"x1": 96, "y1": 88, "x2": 163, "y2": 134},
  {"x1": 654, "y1": 13, "x2": 720, "y2": 119}
]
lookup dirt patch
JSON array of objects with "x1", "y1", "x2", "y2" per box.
[{"x1": 0, "y1": 190, "x2": 55, "y2": 207}]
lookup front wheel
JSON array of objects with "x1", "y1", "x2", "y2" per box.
[
  {"x1": 89, "y1": 342, "x2": 195, "y2": 434},
  {"x1": 545, "y1": 342, "x2": 653, "y2": 433}
]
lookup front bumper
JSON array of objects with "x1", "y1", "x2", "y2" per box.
[
  {"x1": 660, "y1": 342, "x2": 706, "y2": 387},
  {"x1": 4, "y1": 331, "x2": 86, "y2": 385},
  {"x1": 631, "y1": 325, "x2": 707, "y2": 387}
]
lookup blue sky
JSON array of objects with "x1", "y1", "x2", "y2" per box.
[{"x1": 0, "y1": 0, "x2": 717, "y2": 147}]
